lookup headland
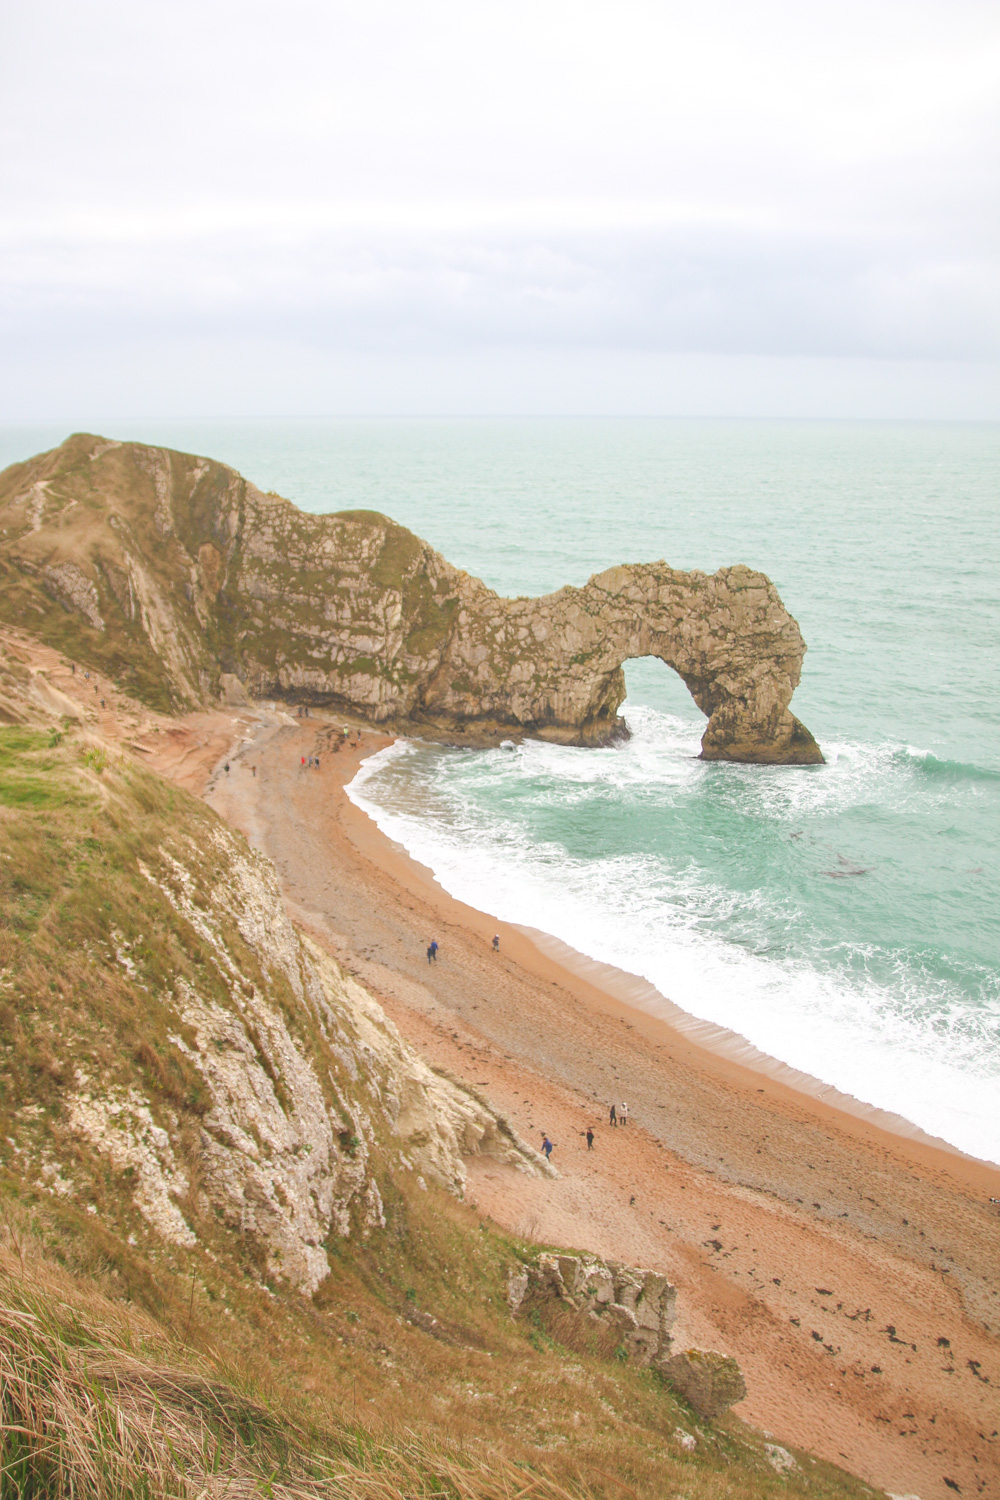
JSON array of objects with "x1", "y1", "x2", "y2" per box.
[{"x1": 0, "y1": 432, "x2": 821, "y2": 762}]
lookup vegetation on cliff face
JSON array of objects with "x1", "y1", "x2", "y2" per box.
[
  {"x1": 0, "y1": 706, "x2": 872, "y2": 1497},
  {"x1": 0, "y1": 434, "x2": 822, "y2": 762}
]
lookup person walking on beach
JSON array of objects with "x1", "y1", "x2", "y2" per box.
[
  {"x1": 620, "y1": 1101, "x2": 629, "y2": 1126},
  {"x1": 609, "y1": 1103, "x2": 617, "y2": 1128},
  {"x1": 492, "y1": 934, "x2": 500, "y2": 952},
  {"x1": 586, "y1": 1127, "x2": 594, "y2": 1150},
  {"x1": 541, "y1": 1135, "x2": 553, "y2": 1161}
]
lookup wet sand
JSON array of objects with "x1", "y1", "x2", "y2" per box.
[{"x1": 5, "y1": 635, "x2": 997, "y2": 1500}]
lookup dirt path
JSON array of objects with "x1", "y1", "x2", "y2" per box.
[{"x1": 6, "y1": 631, "x2": 996, "y2": 1500}]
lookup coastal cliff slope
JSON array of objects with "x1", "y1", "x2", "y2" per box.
[
  {"x1": 0, "y1": 433, "x2": 822, "y2": 763},
  {"x1": 0, "y1": 644, "x2": 873, "y2": 1498},
  {"x1": 0, "y1": 694, "x2": 551, "y2": 1300}
]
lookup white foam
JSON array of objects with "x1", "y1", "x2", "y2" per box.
[{"x1": 348, "y1": 716, "x2": 1000, "y2": 1166}]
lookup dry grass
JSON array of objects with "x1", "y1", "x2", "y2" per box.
[
  {"x1": 0, "y1": 724, "x2": 883, "y2": 1500},
  {"x1": 0, "y1": 1240, "x2": 615, "y2": 1500}
]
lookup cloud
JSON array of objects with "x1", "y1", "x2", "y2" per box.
[
  {"x1": 4, "y1": 217, "x2": 997, "y2": 361},
  {"x1": 1, "y1": 0, "x2": 999, "y2": 413}
]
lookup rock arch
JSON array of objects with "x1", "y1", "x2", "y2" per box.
[{"x1": 421, "y1": 561, "x2": 823, "y2": 763}]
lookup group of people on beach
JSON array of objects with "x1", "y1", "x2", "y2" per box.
[
  {"x1": 421, "y1": 932, "x2": 626, "y2": 1165},
  {"x1": 538, "y1": 1104, "x2": 626, "y2": 1165},
  {"x1": 425, "y1": 934, "x2": 500, "y2": 962}
]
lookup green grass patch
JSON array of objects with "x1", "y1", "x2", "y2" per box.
[{"x1": 0, "y1": 726, "x2": 80, "y2": 809}]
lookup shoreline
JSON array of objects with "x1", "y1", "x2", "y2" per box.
[
  {"x1": 345, "y1": 739, "x2": 1000, "y2": 1190},
  {"x1": 197, "y1": 712, "x2": 1000, "y2": 1499},
  {"x1": 12, "y1": 629, "x2": 1000, "y2": 1496}
]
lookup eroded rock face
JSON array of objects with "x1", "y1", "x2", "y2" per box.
[
  {"x1": 0, "y1": 434, "x2": 822, "y2": 763},
  {"x1": 2, "y1": 661, "x2": 550, "y2": 1294},
  {"x1": 509, "y1": 1252, "x2": 678, "y2": 1369},
  {"x1": 508, "y1": 1253, "x2": 747, "y2": 1416},
  {"x1": 660, "y1": 1349, "x2": 748, "y2": 1419},
  {"x1": 58, "y1": 830, "x2": 548, "y2": 1294}
]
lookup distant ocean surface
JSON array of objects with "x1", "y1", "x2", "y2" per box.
[{"x1": 4, "y1": 419, "x2": 999, "y2": 1163}]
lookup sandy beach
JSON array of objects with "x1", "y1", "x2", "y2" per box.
[
  {"x1": 188, "y1": 710, "x2": 998, "y2": 1500},
  {"x1": 6, "y1": 631, "x2": 997, "y2": 1500}
]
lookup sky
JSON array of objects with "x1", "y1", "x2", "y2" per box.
[{"x1": 2, "y1": 0, "x2": 999, "y2": 418}]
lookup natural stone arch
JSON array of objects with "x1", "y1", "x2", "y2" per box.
[
  {"x1": 618, "y1": 652, "x2": 706, "y2": 721},
  {"x1": 419, "y1": 561, "x2": 824, "y2": 764}
]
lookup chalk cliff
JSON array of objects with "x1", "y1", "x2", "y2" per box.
[
  {"x1": 0, "y1": 679, "x2": 551, "y2": 1296},
  {"x1": 0, "y1": 434, "x2": 822, "y2": 763}
]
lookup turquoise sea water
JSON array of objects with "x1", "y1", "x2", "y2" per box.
[{"x1": 3, "y1": 419, "x2": 999, "y2": 1162}]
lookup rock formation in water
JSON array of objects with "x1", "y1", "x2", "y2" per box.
[{"x1": 0, "y1": 433, "x2": 822, "y2": 763}]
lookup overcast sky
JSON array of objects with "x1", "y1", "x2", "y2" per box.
[{"x1": 2, "y1": 0, "x2": 998, "y2": 417}]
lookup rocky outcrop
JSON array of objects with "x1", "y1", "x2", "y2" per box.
[
  {"x1": 120, "y1": 832, "x2": 548, "y2": 1291},
  {"x1": 0, "y1": 434, "x2": 821, "y2": 763},
  {"x1": 54, "y1": 825, "x2": 549, "y2": 1294},
  {"x1": 508, "y1": 1251, "x2": 678, "y2": 1367},
  {"x1": 659, "y1": 1349, "x2": 748, "y2": 1419},
  {"x1": 508, "y1": 1252, "x2": 746, "y2": 1416}
]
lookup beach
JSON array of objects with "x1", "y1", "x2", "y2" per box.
[
  {"x1": 12, "y1": 621, "x2": 994, "y2": 1500},
  {"x1": 190, "y1": 710, "x2": 1000, "y2": 1500}
]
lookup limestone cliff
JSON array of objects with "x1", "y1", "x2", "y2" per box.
[
  {"x1": 0, "y1": 433, "x2": 822, "y2": 763},
  {"x1": 0, "y1": 685, "x2": 549, "y2": 1296},
  {"x1": 508, "y1": 1251, "x2": 747, "y2": 1417}
]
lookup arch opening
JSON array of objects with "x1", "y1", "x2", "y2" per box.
[{"x1": 621, "y1": 656, "x2": 708, "y2": 728}]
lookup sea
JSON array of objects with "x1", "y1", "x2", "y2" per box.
[{"x1": 3, "y1": 418, "x2": 998, "y2": 1164}]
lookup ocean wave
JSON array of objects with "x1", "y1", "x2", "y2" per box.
[
  {"x1": 822, "y1": 737, "x2": 1000, "y2": 783},
  {"x1": 897, "y1": 747, "x2": 1000, "y2": 783},
  {"x1": 348, "y1": 717, "x2": 1000, "y2": 1165}
]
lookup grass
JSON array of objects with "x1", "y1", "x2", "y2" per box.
[
  {"x1": 0, "y1": 726, "x2": 883, "y2": 1500},
  {"x1": 0, "y1": 729, "x2": 82, "y2": 810},
  {"x1": 0, "y1": 1213, "x2": 881, "y2": 1500},
  {"x1": 0, "y1": 560, "x2": 182, "y2": 718}
]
